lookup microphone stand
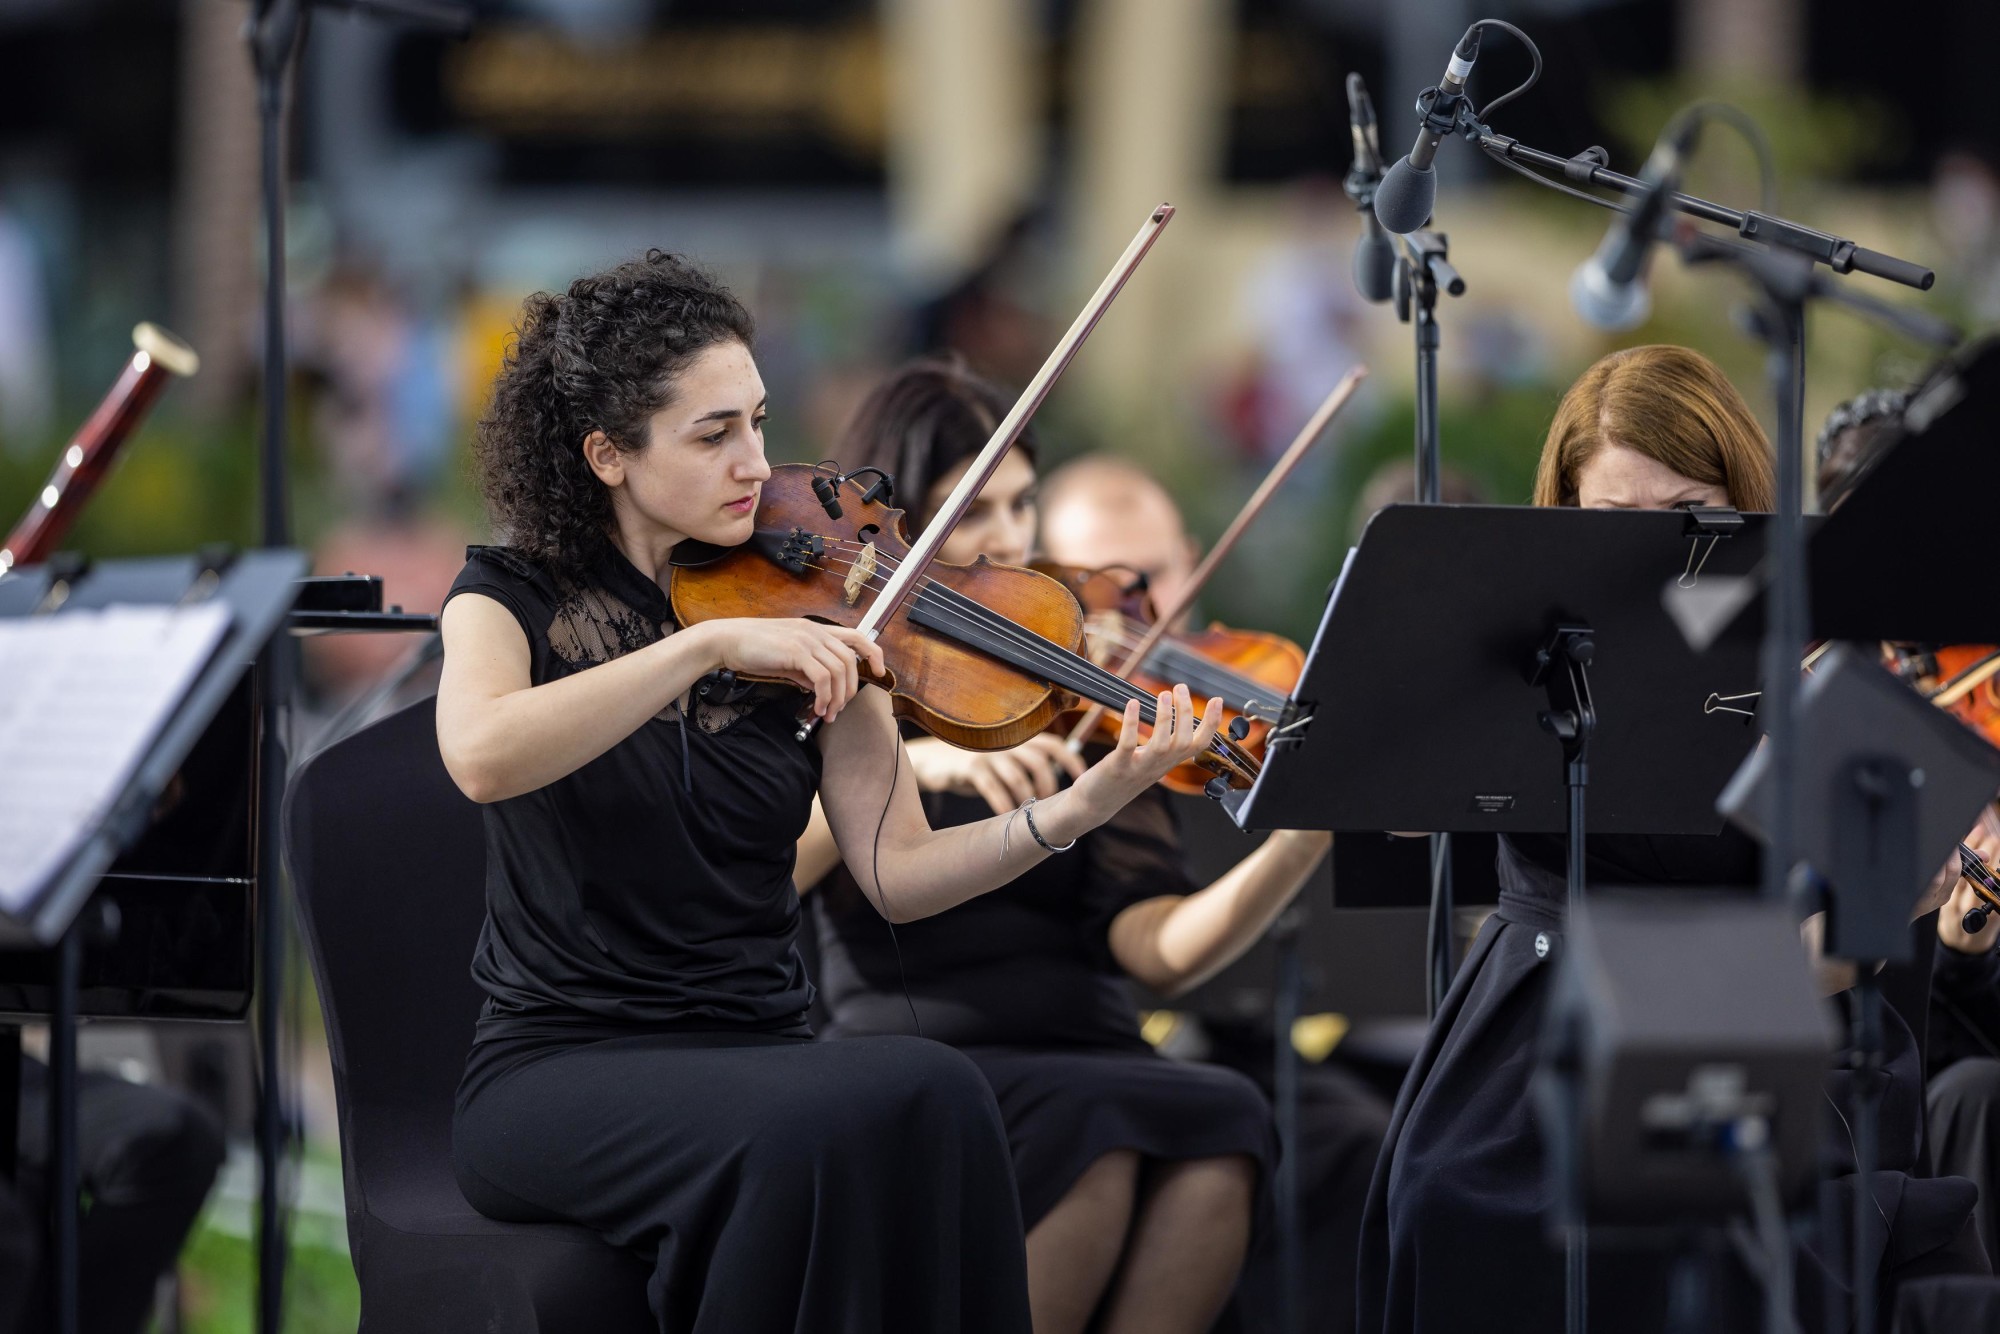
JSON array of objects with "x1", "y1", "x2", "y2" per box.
[
  {"x1": 1391, "y1": 232, "x2": 1466, "y2": 1020},
  {"x1": 244, "y1": 3, "x2": 470, "y2": 1331},
  {"x1": 1668, "y1": 227, "x2": 1952, "y2": 1334},
  {"x1": 1343, "y1": 106, "x2": 1467, "y2": 1022}
]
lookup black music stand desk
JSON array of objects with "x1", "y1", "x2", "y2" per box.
[
  {"x1": 1228, "y1": 504, "x2": 1769, "y2": 850},
  {"x1": 0, "y1": 551, "x2": 303, "y2": 948}
]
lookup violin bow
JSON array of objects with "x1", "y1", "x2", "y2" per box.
[
  {"x1": 856, "y1": 204, "x2": 1175, "y2": 639},
  {"x1": 1064, "y1": 364, "x2": 1367, "y2": 749}
]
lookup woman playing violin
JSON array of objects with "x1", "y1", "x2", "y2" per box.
[
  {"x1": 434, "y1": 253, "x2": 1225, "y2": 1333},
  {"x1": 796, "y1": 358, "x2": 1331, "y2": 1334}
]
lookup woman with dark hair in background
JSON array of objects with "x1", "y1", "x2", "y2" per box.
[
  {"x1": 435, "y1": 254, "x2": 1225, "y2": 1333},
  {"x1": 797, "y1": 358, "x2": 1335, "y2": 1334},
  {"x1": 1359, "y1": 346, "x2": 1986, "y2": 1334}
]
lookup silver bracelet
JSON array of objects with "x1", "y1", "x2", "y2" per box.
[{"x1": 1022, "y1": 797, "x2": 1077, "y2": 854}]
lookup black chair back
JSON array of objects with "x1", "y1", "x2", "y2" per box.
[
  {"x1": 287, "y1": 695, "x2": 488, "y2": 1225},
  {"x1": 285, "y1": 695, "x2": 653, "y2": 1333}
]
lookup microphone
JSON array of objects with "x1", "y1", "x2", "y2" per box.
[
  {"x1": 1374, "y1": 26, "x2": 1482, "y2": 235},
  {"x1": 1346, "y1": 74, "x2": 1396, "y2": 303},
  {"x1": 811, "y1": 473, "x2": 844, "y2": 520},
  {"x1": 1568, "y1": 117, "x2": 1699, "y2": 331}
]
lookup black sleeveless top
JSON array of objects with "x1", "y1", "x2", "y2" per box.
[
  {"x1": 443, "y1": 544, "x2": 820, "y2": 1038},
  {"x1": 811, "y1": 776, "x2": 1195, "y2": 1049}
]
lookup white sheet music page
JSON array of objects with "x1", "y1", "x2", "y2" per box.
[{"x1": 0, "y1": 602, "x2": 231, "y2": 917}]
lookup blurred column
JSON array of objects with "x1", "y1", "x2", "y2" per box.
[
  {"x1": 1681, "y1": 0, "x2": 1803, "y2": 86},
  {"x1": 172, "y1": 0, "x2": 260, "y2": 416},
  {"x1": 1069, "y1": 0, "x2": 1233, "y2": 415},
  {"x1": 883, "y1": 0, "x2": 1041, "y2": 288}
]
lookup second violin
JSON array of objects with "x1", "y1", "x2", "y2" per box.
[{"x1": 1036, "y1": 562, "x2": 1302, "y2": 795}]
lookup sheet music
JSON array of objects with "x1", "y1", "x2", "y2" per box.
[{"x1": 0, "y1": 602, "x2": 231, "y2": 917}]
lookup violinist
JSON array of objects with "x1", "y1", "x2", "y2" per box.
[
  {"x1": 1818, "y1": 387, "x2": 2000, "y2": 1273},
  {"x1": 1037, "y1": 451, "x2": 1394, "y2": 1334},
  {"x1": 1357, "y1": 345, "x2": 1987, "y2": 1334},
  {"x1": 798, "y1": 359, "x2": 1328, "y2": 1334},
  {"x1": 434, "y1": 252, "x2": 1226, "y2": 1333}
]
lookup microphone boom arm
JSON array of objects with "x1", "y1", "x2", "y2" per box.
[{"x1": 1475, "y1": 131, "x2": 1934, "y2": 292}]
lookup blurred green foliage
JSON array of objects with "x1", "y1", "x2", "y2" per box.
[{"x1": 177, "y1": 1224, "x2": 359, "y2": 1334}]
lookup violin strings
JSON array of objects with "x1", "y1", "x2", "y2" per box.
[
  {"x1": 824, "y1": 539, "x2": 1276, "y2": 708},
  {"x1": 802, "y1": 541, "x2": 1258, "y2": 774},
  {"x1": 790, "y1": 551, "x2": 1254, "y2": 778}
]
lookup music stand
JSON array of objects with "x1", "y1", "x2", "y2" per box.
[
  {"x1": 1672, "y1": 336, "x2": 2000, "y2": 656},
  {"x1": 1228, "y1": 503, "x2": 1771, "y2": 851},
  {"x1": 0, "y1": 549, "x2": 303, "y2": 1334}
]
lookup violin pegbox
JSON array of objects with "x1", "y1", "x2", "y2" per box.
[{"x1": 775, "y1": 527, "x2": 827, "y2": 576}]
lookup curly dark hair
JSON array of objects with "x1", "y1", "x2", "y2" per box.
[{"x1": 473, "y1": 250, "x2": 755, "y2": 571}]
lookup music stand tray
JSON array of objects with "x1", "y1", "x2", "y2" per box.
[{"x1": 1228, "y1": 504, "x2": 1769, "y2": 838}]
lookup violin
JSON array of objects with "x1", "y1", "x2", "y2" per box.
[
  {"x1": 1039, "y1": 365, "x2": 1365, "y2": 787},
  {"x1": 1035, "y1": 562, "x2": 1302, "y2": 795},
  {"x1": 1877, "y1": 644, "x2": 2000, "y2": 930},
  {"x1": 1954, "y1": 838, "x2": 2000, "y2": 935},
  {"x1": 1885, "y1": 644, "x2": 2000, "y2": 749},
  {"x1": 669, "y1": 464, "x2": 1261, "y2": 790}
]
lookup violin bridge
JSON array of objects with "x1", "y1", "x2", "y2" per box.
[{"x1": 843, "y1": 540, "x2": 878, "y2": 606}]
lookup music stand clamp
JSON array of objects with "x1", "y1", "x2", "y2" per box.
[{"x1": 1532, "y1": 624, "x2": 1597, "y2": 913}]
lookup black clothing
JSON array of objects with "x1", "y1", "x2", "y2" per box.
[
  {"x1": 815, "y1": 782, "x2": 1195, "y2": 1050},
  {"x1": 1930, "y1": 939, "x2": 2000, "y2": 1078},
  {"x1": 1201, "y1": 1028, "x2": 1390, "y2": 1334},
  {"x1": 0, "y1": 1178, "x2": 31, "y2": 1334},
  {"x1": 1359, "y1": 831, "x2": 1982, "y2": 1334},
  {"x1": 445, "y1": 546, "x2": 1032, "y2": 1334},
  {"x1": 8, "y1": 1057, "x2": 225, "y2": 1334},
  {"x1": 1928, "y1": 942, "x2": 2000, "y2": 1272},
  {"x1": 446, "y1": 545, "x2": 820, "y2": 1037},
  {"x1": 814, "y1": 785, "x2": 1275, "y2": 1229},
  {"x1": 454, "y1": 1029, "x2": 1029, "y2": 1334},
  {"x1": 1929, "y1": 1058, "x2": 2000, "y2": 1273}
]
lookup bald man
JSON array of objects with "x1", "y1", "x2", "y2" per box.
[
  {"x1": 1039, "y1": 456, "x2": 1202, "y2": 630},
  {"x1": 1038, "y1": 453, "x2": 1391, "y2": 1334}
]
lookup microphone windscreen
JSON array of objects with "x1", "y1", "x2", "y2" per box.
[
  {"x1": 1372, "y1": 159, "x2": 1436, "y2": 235},
  {"x1": 1568, "y1": 261, "x2": 1651, "y2": 333},
  {"x1": 1353, "y1": 230, "x2": 1396, "y2": 303}
]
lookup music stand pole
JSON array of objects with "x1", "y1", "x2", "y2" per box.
[
  {"x1": 248, "y1": 6, "x2": 303, "y2": 1331},
  {"x1": 48, "y1": 923, "x2": 80, "y2": 1334},
  {"x1": 1271, "y1": 905, "x2": 1305, "y2": 1334},
  {"x1": 1394, "y1": 229, "x2": 1466, "y2": 1018}
]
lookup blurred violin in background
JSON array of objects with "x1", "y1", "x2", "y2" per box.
[
  {"x1": 1035, "y1": 561, "x2": 1302, "y2": 795},
  {"x1": 1886, "y1": 644, "x2": 2000, "y2": 750}
]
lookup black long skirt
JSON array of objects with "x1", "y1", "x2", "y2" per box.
[
  {"x1": 453, "y1": 1027, "x2": 1032, "y2": 1334},
  {"x1": 957, "y1": 1045, "x2": 1275, "y2": 1230}
]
